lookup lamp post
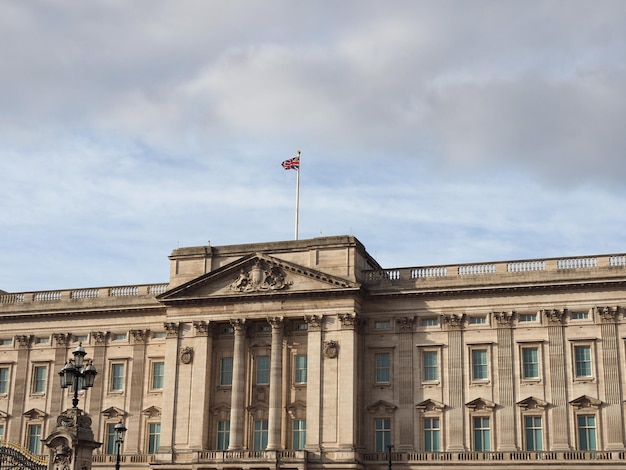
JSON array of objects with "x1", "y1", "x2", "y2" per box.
[
  {"x1": 114, "y1": 420, "x2": 127, "y2": 470},
  {"x1": 58, "y1": 343, "x2": 98, "y2": 409},
  {"x1": 387, "y1": 444, "x2": 394, "y2": 470}
]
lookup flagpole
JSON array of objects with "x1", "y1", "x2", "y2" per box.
[{"x1": 295, "y1": 150, "x2": 301, "y2": 240}]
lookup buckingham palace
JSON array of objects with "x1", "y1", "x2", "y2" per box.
[{"x1": 2, "y1": 235, "x2": 626, "y2": 470}]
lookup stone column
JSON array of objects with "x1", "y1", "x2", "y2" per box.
[
  {"x1": 443, "y1": 314, "x2": 465, "y2": 451},
  {"x1": 336, "y1": 313, "x2": 359, "y2": 451},
  {"x1": 189, "y1": 321, "x2": 214, "y2": 450},
  {"x1": 158, "y1": 322, "x2": 180, "y2": 454},
  {"x1": 228, "y1": 319, "x2": 247, "y2": 450},
  {"x1": 50, "y1": 335, "x2": 70, "y2": 428},
  {"x1": 88, "y1": 332, "x2": 108, "y2": 437},
  {"x1": 494, "y1": 312, "x2": 516, "y2": 450},
  {"x1": 598, "y1": 307, "x2": 625, "y2": 450},
  {"x1": 544, "y1": 309, "x2": 570, "y2": 450},
  {"x1": 305, "y1": 315, "x2": 323, "y2": 453},
  {"x1": 396, "y1": 317, "x2": 415, "y2": 451},
  {"x1": 126, "y1": 330, "x2": 149, "y2": 454},
  {"x1": 8, "y1": 335, "x2": 31, "y2": 442},
  {"x1": 267, "y1": 317, "x2": 284, "y2": 450}
]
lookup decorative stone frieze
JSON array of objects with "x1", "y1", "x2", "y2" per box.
[
  {"x1": 193, "y1": 320, "x2": 212, "y2": 336},
  {"x1": 543, "y1": 309, "x2": 565, "y2": 324},
  {"x1": 164, "y1": 322, "x2": 180, "y2": 338},
  {"x1": 130, "y1": 329, "x2": 149, "y2": 343},
  {"x1": 597, "y1": 306, "x2": 620, "y2": 323},
  {"x1": 442, "y1": 313, "x2": 465, "y2": 330},
  {"x1": 397, "y1": 316, "x2": 415, "y2": 331},
  {"x1": 304, "y1": 314, "x2": 323, "y2": 331},
  {"x1": 493, "y1": 311, "x2": 515, "y2": 327},
  {"x1": 91, "y1": 331, "x2": 108, "y2": 345}
]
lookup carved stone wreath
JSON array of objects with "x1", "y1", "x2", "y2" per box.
[
  {"x1": 179, "y1": 346, "x2": 194, "y2": 364},
  {"x1": 324, "y1": 340, "x2": 339, "y2": 359}
]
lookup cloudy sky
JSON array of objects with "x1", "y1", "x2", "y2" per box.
[{"x1": 1, "y1": 1, "x2": 625, "y2": 293}]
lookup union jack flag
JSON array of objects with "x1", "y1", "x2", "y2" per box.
[{"x1": 281, "y1": 155, "x2": 300, "y2": 170}]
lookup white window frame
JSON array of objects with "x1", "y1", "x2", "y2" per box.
[
  {"x1": 469, "y1": 345, "x2": 491, "y2": 383},
  {"x1": 31, "y1": 364, "x2": 48, "y2": 395},
  {"x1": 519, "y1": 343, "x2": 542, "y2": 382},
  {"x1": 419, "y1": 347, "x2": 441, "y2": 385},
  {"x1": 374, "y1": 351, "x2": 392, "y2": 385},
  {"x1": 149, "y1": 360, "x2": 165, "y2": 391},
  {"x1": 523, "y1": 415, "x2": 543, "y2": 451},
  {"x1": 109, "y1": 361, "x2": 126, "y2": 393},
  {"x1": 219, "y1": 357, "x2": 233, "y2": 387},
  {"x1": 570, "y1": 340, "x2": 596, "y2": 382},
  {"x1": 146, "y1": 421, "x2": 161, "y2": 454},
  {"x1": 0, "y1": 365, "x2": 10, "y2": 396}
]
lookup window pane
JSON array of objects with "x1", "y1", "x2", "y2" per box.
[
  {"x1": 524, "y1": 416, "x2": 543, "y2": 451},
  {"x1": 220, "y1": 357, "x2": 233, "y2": 386},
  {"x1": 473, "y1": 417, "x2": 490, "y2": 451},
  {"x1": 423, "y1": 351, "x2": 439, "y2": 381},
  {"x1": 374, "y1": 418, "x2": 391, "y2": 452},
  {"x1": 253, "y1": 420, "x2": 268, "y2": 450},
  {"x1": 33, "y1": 366, "x2": 47, "y2": 393},
  {"x1": 295, "y1": 355, "x2": 307, "y2": 384},
  {"x1": 0, "y1": 367, "x2": 8, "y2": 394},
  {"x1": 472, "y1": 350, "x2": 488, "y2": 380},
  {"x1": 424, "y1": 418, "x2": 440, "y2": 452},
  {"x1": 578, "y1": 415, "x2": 597, "y2": 450},
  {"x1": 217, "y1": 420, "x2": 230, "y2": 450},
  {"x1": 111, "y1": 364, "x2": 124, "y2": 391},
  {"x1": 106, "y1": 423, "x2": 117, "y2": 454},
  {"x1": 575, "y1": 346, "x2": 592, "y2": 377},
  {"x1": 375, "y1": 353, "x2": 390, "y2": 383},
  {"x1": 147, "y1": 423, "x2": 161, "y2": 454},
  {"x1": 292, "y1": 419, "x2": 306, "y2": 450},
  {"x1": 256, "y1": 356, "x2": 270, "y2": 385},
  {"x1": 151, "y1": 362, "x2": 164, "y2": 390},
  {"x1": 27, "y1": 425, "x2": 42, "y2": 454},
  {"x1": 522, "y1": 348, "x2": 539, "y2": 379}
]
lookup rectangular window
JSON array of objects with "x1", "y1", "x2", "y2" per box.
[
  {"x1": 151, "y1": 361, "x2": 164, "y2": 390},
  {"x1": 216, "y1": 420, "x2": 230, "y2": 450},
  {"x1": 73, "y1": 335, "x2": 88, "y2": 343},
  {"x1": 473, "y1": 417, "x2": 491, "y2": 451},
  {"x1": 32, "y1": 366, "x2": 47, "y2": 394},
  {"x1": 147, "y1": 423, "x2": 161, "y2": 454},
  {"x1": 519, "y1": 314, "x2": 537, "y2": 322},
  {"x1": 110, "y1": 363, "x2": 125, "y2": 391},
  {"x1": 152, "y1": 332, "x2": 167, "y2": 339},
  {"x1": 0, "y1": 424, "x2": 4, "y2": 440},
  {"x1": 577, "y1": 415, "x2": 597, "y2": 450},
  {"x1": 220, "y1": 357, "x2": 233, "y2": 386},
  {"x1": 292, "y1": 419, "x2": 306, "y2": 450},
  {"x1": 0, "y1": 339, "x2": 12, "y2": 346},
  {"x1": 375, "y1": 321, "x2": 392, "y2": 330},
  {"x1": 375, "y1": 353, "x2": 391, "y2": 383},
  {"x1": 27, "y1": 424, "x2": 42, "y2": 454},
  {"x1": 253, "y1": 419, "x2": 268, "y2": 450},
  {"x1": 256, "y1": 356, "x2": 270, "y2": 385},
  {"x1": 35, "y1": 337, "x2": 49, "y2": 344},
  {"x1": 574, "y1": 345, "x2": 593, "y2": 377},
  {"x1": 374, "y1": 418, "x2": 391, "y2": 452},
  {"x1": 297, "y1": 323, "x2": 308, "y2": 331},
  {"x1": 295, "y1": 355, "x2": 307, "y2": 384},
  {"x1": 522, "y1": 347, "x2": 539, "y2": 379},
  {"x1": 112, "y1": 333, "x2": 127, "y2": 341},
  {"x1": 105, "y1": 422, "x2": 117, "y2": 454},
  {"x1": 471, "y1": 349, "x2": 488, "y2": 381},
  {"x1": 423, "y1": 351, "x2": 439, "y2": 382},
  {"x1": 424, "y1": 417, "x2": 440, "y2": 452},
  {"x1": 422, "y1": 318, "x2": 439, "y2": 327},
  {"x1": 0, "y1": 367, "x2": 9, "y2": 394},
  {"x1": 571, "y1": 311, "x2": 589, "y2": 320},
  {"x1": 524, "y1": 416, "x2": 543, "y2": 451},
  {"x1": 469, "y1": 316, "x2": 486, "y2": 324}
]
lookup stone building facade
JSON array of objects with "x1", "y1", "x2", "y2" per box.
[{"x1": 1, "y1": 235, "x2": 626, "y2": 470}]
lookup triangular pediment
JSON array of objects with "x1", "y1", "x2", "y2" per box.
[
  {"x1": 23, "y1": 408, "x2": 46, "y2": 420},
  {"x1": 570, "y1": 395, "x2": 602, "y2": 409},
  {"x1": 517, "y1": 396, "x2": 548, "y2": 410},
  {"x1": 142, "y1": 406, "x2": 161, "y2": 418},
  {"x1": 465, "y1": 398, "x2": 496, "y2": 411},
  {"x1": 158, "y1": 253, "x2": 360, "y2": 302},
  {"x1": 102, "y1": 407, "x2": 126, "y2": 419},
  {"x1": 366, "y1": 400, "x2": 397, "y2": 414},
  {"x1": 416, "y1": 399, "x2": 446, "y2": 412}
]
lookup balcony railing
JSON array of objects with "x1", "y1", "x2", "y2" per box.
[
  {"x1": 0, "y1": 283, "x2": 169, "y2": 305},
  {"x1": 364, "y1": 253, "x2": 626, "y2": 284}
]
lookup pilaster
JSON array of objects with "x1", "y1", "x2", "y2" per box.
[
  {"x1": 443, "y1": 314, "x2": 465, "y2": 451},
  {"x1": 493, "y1": 311, "x2": 517, "y2": 451},
  {"x1": 189, "y1": 321, "x2": 214, "y2": 450},
  {"x1": 396, "y1": 316, "x2": 415, "y2": 451},
  {"x1": 305, "y1": 315, "x2": 322, "y2": 453},
  {"x1": 158, "y1": 322, "x2": 180, "y2": 455},
  {"x1": 228, "y1": 319, "x2": 247, "y2": 450},
  {"x1": 267, "y1": 317, "x2": 284, "y2": 450}
]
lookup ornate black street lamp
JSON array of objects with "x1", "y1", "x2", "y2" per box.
[
  {"x1": 387, "y1": 444, "x2": 394, "y2": 470},
  {"x1": 114, "y1": 420, "x2": 127, "y2": 470},
  {"x1": 58, "y1": 343, "x2": 98, "y2": 408}
]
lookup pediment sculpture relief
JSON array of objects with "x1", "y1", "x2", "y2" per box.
[{"x1": 229, "y1": 260, "x2": 292, "y2": 293}]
